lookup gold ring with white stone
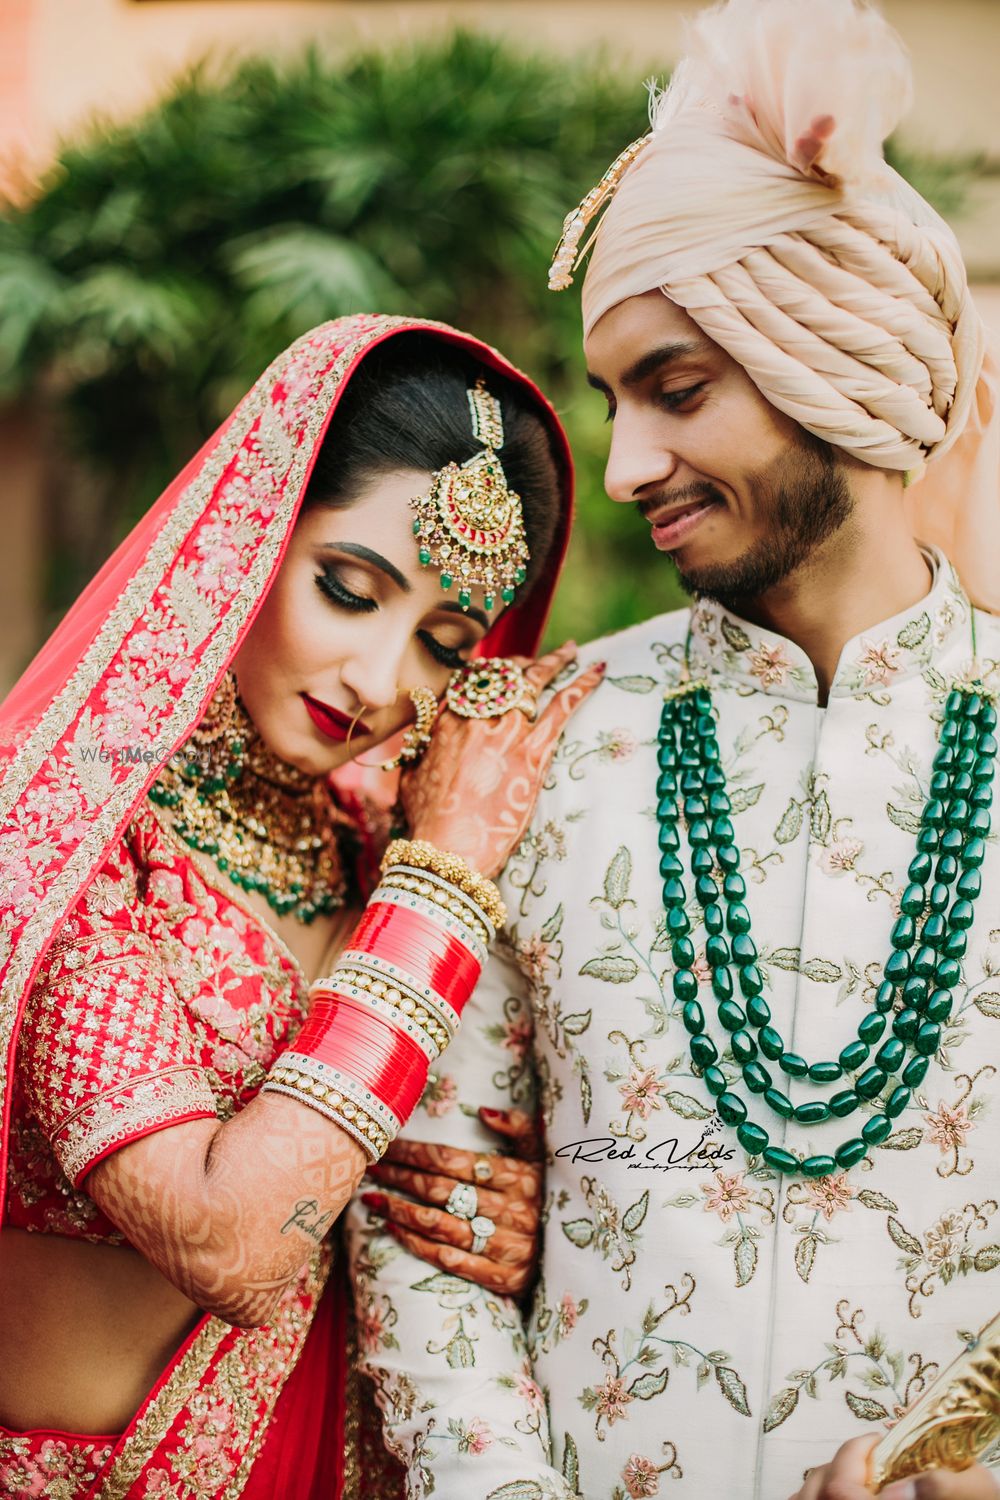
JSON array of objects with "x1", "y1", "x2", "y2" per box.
[{"x1": 470, "y1": 1214, "x2": 496, "y2": 1255}]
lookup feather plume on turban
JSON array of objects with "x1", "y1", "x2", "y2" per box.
[{"x1": 574, "y1": 0, "x2": 1000, "y2": 612}]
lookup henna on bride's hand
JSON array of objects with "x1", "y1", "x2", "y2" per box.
[
  {"x1": 402, "y1": 644, "x2": 605, "y2": 878},
  {"x1": 365, "y1": 1164, "x2": 536, "y2": 1235},
  {"x1": 477, "y1": 1105, "x2": 544, "y2": 1162},
  {"x1": 377, "y1": 1217, "x2": 536, "y2": 1298},
  {"x1": 363, "y1": 1190, "x2": 532, "y2": 1262},
  {"x1": 364, "y1": 1109, "x2": 545, "y2": 1296},
  {"x1": 382, "y1": 1137, "x2": 542, "y2": 1191}
]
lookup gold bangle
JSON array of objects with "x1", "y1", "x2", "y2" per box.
[
  {"x1": 323, "y1": 966, "x2": 455, "y2": 1055},
  {"x1": 263, "y1": 1065, "x2": 392, "y2": 1161},
  {"x1": 382, "y1": 838, "x2": 506, "y2": 930},
  {"x1": 376, "y1": 871, "x2": 493, "y2": 948}
]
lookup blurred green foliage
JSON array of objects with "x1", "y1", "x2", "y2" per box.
[{"x1": 0, "y1": 32, "x2": 974, "y2": 647}]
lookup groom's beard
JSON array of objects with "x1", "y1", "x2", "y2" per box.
[{"x1": 661, "y1": 436, "x2": 855, "y2": 610}]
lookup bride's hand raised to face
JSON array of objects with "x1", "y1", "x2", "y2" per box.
[{"x1": 401, "y1": 642, "x2": 604, "y2": 879}]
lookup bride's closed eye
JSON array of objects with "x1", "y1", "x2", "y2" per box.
[
  {"x1": 316, "y1": 564, "x2": 476, "y2": 669},
  {"x1": 417, "y1": 631, "x2": 472, "y2": 670},
  {"x1": 314, "y1": 563, "x2": 377, "y2": 614}
]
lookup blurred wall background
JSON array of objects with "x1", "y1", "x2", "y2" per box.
[
  {"x1": 1, "y1": 0, "x2": 998, "y2": 693},
  {"x1": 6, "y1": 1, "x2": 1000, "y2": 172}
]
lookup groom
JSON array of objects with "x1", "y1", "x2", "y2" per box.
[{"x1": 348, "y1": 2, "x2": 1000, "y2": 1496}]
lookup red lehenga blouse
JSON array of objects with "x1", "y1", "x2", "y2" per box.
[
  {"x1": 0, "y1": 315, "x2": 573, "y2": 1500},
  {"x1": 3, "y1": 796, "x2": 404, "y2": 1499}
]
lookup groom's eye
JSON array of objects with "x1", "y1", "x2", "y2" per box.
[{"x1": 657, "y1": 382, "x2": 706, "y2": 412}]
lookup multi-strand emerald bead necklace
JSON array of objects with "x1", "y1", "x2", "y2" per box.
[{"x1": 656, "y1": 660, "x2": 997, "y2": 1179}]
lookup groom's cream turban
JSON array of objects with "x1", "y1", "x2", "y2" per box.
[{"x1": 560, "y1": 0, "x2": 1000, "y2": 611}]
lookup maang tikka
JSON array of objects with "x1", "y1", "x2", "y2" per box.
[{"x1": 409, "y1": 379, "x2": 530, "y2": 613}]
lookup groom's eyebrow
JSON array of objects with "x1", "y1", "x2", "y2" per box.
[{"x1": 586, "y1": 339, "x2": 710, "y2": 393}]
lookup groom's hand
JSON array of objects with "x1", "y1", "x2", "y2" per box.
[
  {"x1": 788, "y1": 1434, "x2": 999, "y2": 1500},
  {"x1": 360, "y1": 1108, "x2": 543, "y2": 1297}
]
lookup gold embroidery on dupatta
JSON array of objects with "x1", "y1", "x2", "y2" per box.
[
  {"x1": 95, "y1": 1319, "x2": 225, "y2": 1499},
  {"x1": 342, "y1": 1318, "x2": 362, "y2": 1500},
  {"x1": 0, "y1": 316, "x2": 432, "y2": 1158},
  {"x1": 95, "y1": 1248, "x2": 331, "y2": 1500}
]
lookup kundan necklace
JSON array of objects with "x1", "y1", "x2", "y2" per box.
[
  {"x1": 149, "y1": 674, "x2": 348, "y2": 925},
  {"x1": 657, "y1": 641, "x2": 997, "y2": 1179}
]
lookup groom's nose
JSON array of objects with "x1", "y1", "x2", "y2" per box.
[{"x1": 604, "y1": 407, "x2": 680, "y2": 505}]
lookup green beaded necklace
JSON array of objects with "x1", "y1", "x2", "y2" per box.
[{"x1": 657, "y1": 642, "x2": 997, "y2": 1179}]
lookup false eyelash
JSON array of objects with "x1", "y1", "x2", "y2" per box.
[
  {"x1": 418, "y1": 631, "x2": 469, "y2": 670},
  {"x1": 315, "y1": 566, "x2": 378, "y2": 614},
  {"x1": 317, "y1": 567, "x2": 471, "y2": 667}
]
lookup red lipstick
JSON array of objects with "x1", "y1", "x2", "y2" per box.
[{"x1": 301, "y1": 694, "x2": 370, "y2": 744}]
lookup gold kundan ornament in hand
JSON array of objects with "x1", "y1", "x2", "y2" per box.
[
  {"x1": 446, "y1": 659, "x2": 538, "y2": 720},
  {"x1": 868, "y1": 1309, "x2": 1000, "y2": 1491},
  {"x1": 410, "y1": 380, "x2": 529, "y2": 614}
]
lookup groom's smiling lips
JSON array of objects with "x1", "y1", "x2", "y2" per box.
[{"x1": 642, "y1": 488, "x2": 725, "y2": 551}]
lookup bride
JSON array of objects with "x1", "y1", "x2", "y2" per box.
[{"x1": 0, "y1": 313, "x2": 597, "y2": 1498}]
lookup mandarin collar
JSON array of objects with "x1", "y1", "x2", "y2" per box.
[{"x1": 687, "y1": 550, "x2": 976, "y2": 703}]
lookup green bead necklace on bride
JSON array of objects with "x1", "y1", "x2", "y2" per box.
[{"x1": 656, "y1": 647, "x2": 997, "y2": 1179}]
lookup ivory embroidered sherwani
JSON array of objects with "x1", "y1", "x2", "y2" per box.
[{"x1": 348, "y1": 552, "x2": 1000, "y2": 1500}]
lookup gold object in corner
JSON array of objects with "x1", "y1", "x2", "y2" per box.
[{"x1": 870, "y1": 1311, "x2": 1000, "y2": 1491}]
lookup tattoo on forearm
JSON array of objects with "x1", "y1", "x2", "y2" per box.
[
  {"x1": 89, "y1": 1095, "x2": 365, "y2": 1323},
  {"x1": 281, "y1": 1197, "x2": 336, "y2": 1244}
]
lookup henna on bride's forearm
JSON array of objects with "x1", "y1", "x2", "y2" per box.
[{"x1": 89, "y1": 1091, "x2": 367, "y2": 1325}]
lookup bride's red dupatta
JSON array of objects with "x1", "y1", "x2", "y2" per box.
[{"x1": 0, "y1": 314, "x2": 572, "y2": 1499}]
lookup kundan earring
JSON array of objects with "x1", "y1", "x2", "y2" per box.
[
  {"x1": 382, "y1": 687, "x2": 438, "y2": 770},
  {"x1": 158, "y1": 670, "x2": 247, "y2": 800},
  {"x1": 345, "y1": 687, "x2": 439, "y2": 772}
]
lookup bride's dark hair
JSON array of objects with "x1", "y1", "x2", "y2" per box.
[{"x1": 303, "y1": 332, "x2": 563, "y2": 590}]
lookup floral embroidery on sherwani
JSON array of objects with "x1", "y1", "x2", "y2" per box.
[{"x1": 349, "y1": 552, "x2": 1000, "y2": 1498}]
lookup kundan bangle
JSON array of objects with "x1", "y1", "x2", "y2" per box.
[
  {"x1": 263, "y1": 843, "x2": 494, "y2": 1159},
  {"x1": 378, "y1": 869, "x2": 494, "y2": 947},
  {"x1": 381, "y1": 839, "x2": 506, "y2": 930}
]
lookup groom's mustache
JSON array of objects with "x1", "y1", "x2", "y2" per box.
[{"x1": 637, "y1": 482, "x2": 726, "y2": 522}]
